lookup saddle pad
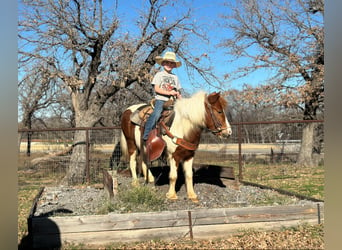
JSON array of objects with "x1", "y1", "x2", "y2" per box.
[{"x1": 130, "y1": 104, "x2": 153, "y2": 125}]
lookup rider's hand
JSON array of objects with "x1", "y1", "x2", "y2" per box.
[{"x1": 170, "y1": 90, "x2": 178, "y2": 96}]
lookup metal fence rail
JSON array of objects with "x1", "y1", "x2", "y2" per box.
[{"x1": 18, "y1": 120, "x2": 324, "y2": 183}]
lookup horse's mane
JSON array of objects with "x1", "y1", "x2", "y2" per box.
[{"x1": 172, "y1": 91, "x2": 207, "y2": 135}]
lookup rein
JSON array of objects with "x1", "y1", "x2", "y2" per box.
[{"x1": 160, "y1": 121, "x2": 198, "y2": 151}]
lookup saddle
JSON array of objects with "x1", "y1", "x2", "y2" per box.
[
  {"x1": 145, "y1": 127, "x2": 166, "y2": 161},
  {"x1": 130, "y1": 98, "x2": 176, "y2": 161},
  {"x1": 130, "y1": 98, "x2": 175, "y2": 126}
]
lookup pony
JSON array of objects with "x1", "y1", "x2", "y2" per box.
[{"x1": 120, "y1": 91, "x2": 232, "y2": 202}]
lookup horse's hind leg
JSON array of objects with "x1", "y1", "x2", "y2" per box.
[
  {"x1": 129, "y1": 151, "x2": 139, "y2": 186},
  {"x1": 141, "y1": 160, "x2": 155, "y2": 183}
]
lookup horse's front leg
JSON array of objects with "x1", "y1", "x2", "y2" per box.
[
  {"x1": 166, "y1": 156, "x2": 178, "y2": 200},
  {"x1": 183, "y1": 157, "x2": 199, "y2": 203}
]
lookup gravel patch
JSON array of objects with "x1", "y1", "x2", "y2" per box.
[
  {"x1": 34, "y1": 185, "x2": 107, "y2": 217},
  {"x1": 34, "y1": 173, "x2": 319, "y2": 217}
]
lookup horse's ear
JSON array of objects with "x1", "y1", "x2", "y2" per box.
[{"x1": 207, "y1": 92, "x2": 220, "y2": 104}]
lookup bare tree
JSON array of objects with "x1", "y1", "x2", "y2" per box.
[
  {"x1": 18, "y1": 64, "x2": 63, "y2": 155},
  {"x1": 18, "y1": 0, "x2": 215, "y2": 184},
  {"x1": 220, "y1": 0, "x2": 324, "y2": 166}
]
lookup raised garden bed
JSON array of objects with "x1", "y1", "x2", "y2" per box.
[
  {"x1": 29, "y1": 202, "x2": 323, "y2": 248},
  {"x1": 27, "y1": 166, "x2": 324, "y2": 248}
]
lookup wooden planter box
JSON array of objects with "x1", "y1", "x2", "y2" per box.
[{"x1": 28, "y1": 203, "x2": 323, "y2": 248}]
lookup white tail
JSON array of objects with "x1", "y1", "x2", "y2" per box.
[{"x1": 120, "y1": 130, "x2": 129, "y2": 161}]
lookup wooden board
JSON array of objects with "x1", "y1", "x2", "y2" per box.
[{"x1": 30, "y1": 203, "x2": 323, "y2": 248}]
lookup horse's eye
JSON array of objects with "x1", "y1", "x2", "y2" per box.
[{"x1": 217, "y1": 110, "x2": 223, "y2": 114}]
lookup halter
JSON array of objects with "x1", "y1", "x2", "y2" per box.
[{"x1": 205, "y1": 100, "x2": 230, "y2": 135}]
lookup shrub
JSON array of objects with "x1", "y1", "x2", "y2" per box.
[{"x1": 98, "y1": 185, "x2": 166, "y2": 214}]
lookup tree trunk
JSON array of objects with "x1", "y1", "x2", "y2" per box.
[
  {"x1": 22, "y1": 114, "x2": 33, "y2": 156},
  {"x1": 296, "y1": 122, "x2": 315, "y2": 167},
  {"x1": 63, "y1": 129, "x2": 88, "y2": 185},
  {"x1": 62, "y1": 93, "x2": 98, "y2": 185}
]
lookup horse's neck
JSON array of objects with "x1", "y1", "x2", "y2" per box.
[
  {"x1": 171, "y1": 111, "x2": 203, "y2": 141},
  {"x1": 171, "y1": 94, "x2": 206, "y2": 138}
]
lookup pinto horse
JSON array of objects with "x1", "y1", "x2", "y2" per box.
[{"x1": 120, "y1": 91, "x2": 232, "y2": 202}]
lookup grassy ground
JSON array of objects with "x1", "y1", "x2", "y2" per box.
[
  {"x1": 18, "y1": 154, "x2": 324, "y2": 249},
  {"x1": 241, "y1": 162, "x2": 324, "y2": 200},
  {"x1": 194, "y1": 150, "x2": 324, "y2": 200}
]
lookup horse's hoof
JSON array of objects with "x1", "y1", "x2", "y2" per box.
[
  {"x1": 189, "y1": 197, "x2": 199, "y2": 203},
  {"x1": 166, "y1": 193, "x2": 178, "y2": 200},
  {"x1": 131, "y1": 180, "x2": 140, "y2": 187}
]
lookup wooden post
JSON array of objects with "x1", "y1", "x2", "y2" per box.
[
  {"x1": 188, "y1": 211, "x2": 193, "y2": 240},
  {"x1": 103, "y1": 170, "x2": 114, "y2": 199},
  {"x1": 317, "y1": 203, "x2": 321, "y2": 224}
]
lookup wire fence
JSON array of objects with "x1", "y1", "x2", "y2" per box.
[{"x1": 18, "y1": 120, "x2": 324, "y2": 184}]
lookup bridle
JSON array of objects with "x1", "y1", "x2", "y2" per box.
[{"x1": 205, "y1": 100, "x2": 230, "y2": 135}]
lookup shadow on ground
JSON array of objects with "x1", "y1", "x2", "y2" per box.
[{"x1": 150, "y1": 164, "x2": 228, "y2": 192}]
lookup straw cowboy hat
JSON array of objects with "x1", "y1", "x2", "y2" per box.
[{"x1": 155, "y1": 51, "x2": 182, "y2": 68}]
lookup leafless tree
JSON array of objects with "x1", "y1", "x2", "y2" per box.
[
  {"x1": 18, "y1": 64, "x2": 63, "y2": 155},
  {"x1": 18, "y1": 0, "x2": 217, "y2": 184},
  {"x1": 220, "y1": 0, "x2": 324, "y2": 166}
]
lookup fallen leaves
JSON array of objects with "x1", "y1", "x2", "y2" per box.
[{"x1": 79, "y1": 224, "x2": 323, "y2": 250}]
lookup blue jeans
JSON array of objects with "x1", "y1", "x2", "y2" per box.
[{"x1": 143, "y1": 99, "x2": 165, "y2": 140}]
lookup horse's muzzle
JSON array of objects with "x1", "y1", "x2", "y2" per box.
[
  {"x1": 222, "y1": 127, "x2": 232, "y2": 138},
  {"x1": 213, "y1": 127, "x2": 232, "y2": 138}
]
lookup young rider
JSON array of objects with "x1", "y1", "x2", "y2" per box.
[{"x1": 142, "y1": 51, "x2": 182, "y2": 142}]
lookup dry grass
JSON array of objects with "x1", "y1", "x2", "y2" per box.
[{"x1": 242, "y1": 163, "x2": 324, "y2": 200}]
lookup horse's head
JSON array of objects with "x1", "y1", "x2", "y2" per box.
[{"x1": 204, "y1": 92, "x2": 232, "y2": 138}]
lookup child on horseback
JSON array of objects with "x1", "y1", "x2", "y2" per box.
[{"x1": 142, "y1": 51, "x2": 182, "y2": 142}]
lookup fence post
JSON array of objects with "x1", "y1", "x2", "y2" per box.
[
  {"x1": 86, "y1": 129, "x2": 90, "y2": 184},
  {"x1": 238, "y1": 123, "x2": 243, "y2": 181}
]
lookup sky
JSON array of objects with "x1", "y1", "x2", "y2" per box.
[
  {"x1": 18, "y1": 0, "x2": 273, "y2": 94},
  {"x1": 107, "y1": 0, "x2": 270, "y2": 94}
]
